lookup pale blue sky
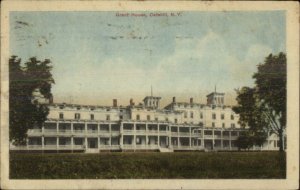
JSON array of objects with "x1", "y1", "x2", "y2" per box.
[{"x1": 10, "y1": 11, "x2": 285, "y2": 106}]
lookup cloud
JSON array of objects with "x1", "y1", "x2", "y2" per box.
[
  {"x1": 53, "y1": 31, "x2": 274, "y2": 106},
  {"x1": 150, "y1": 31, "x2": 273, "y2": 95}
]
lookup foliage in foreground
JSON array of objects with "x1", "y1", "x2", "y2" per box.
[
  {"x1": 9, "y1": 56, "x2": 54, "y2": 145},
  {"x1": 10, "y1": 152, "x2": 286, "y2": 179},
  {"x1": 233, "y1": 52, "x2": 286, "y2": 151}
]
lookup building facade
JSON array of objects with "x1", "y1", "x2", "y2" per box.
[{"x1": 12, "y1": 92, "x2": 280, "y2": 153}]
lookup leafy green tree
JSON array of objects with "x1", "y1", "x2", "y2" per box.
[
  {"x1": 233, "y1": 87, "x2": 269, "y2": 149},
  {"x1": 253, "y1": 52, "x2": 286, "y2": 151},
  {"x1": 233, "y1": 52, "x2": 286, "y2": 151},
  {"x1": 9, "y1": 56, "x2": 54, "y2": 145}
]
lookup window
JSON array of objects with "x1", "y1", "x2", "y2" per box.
[
  {"x1": 119, "y1": 115, "x2": 123, "y2": 120},
  {"x1": 59, "y1": 113, "x2": 64, "y2": 119},
  {"x1": 136, "y1": 115, "x2": 140, "y2": 121},
  {"x1": 190, "y1": 112, "x2": 194, "y2": 118},
  {"x1": 212, "y1": 113, "x2": 216, "y2": 120},
  {"x1": 75, "y1": 113, "x2": 80, "y2": 120},
  {"x1": 212, "y1": 122, "x2": 215, "y2": 128},
  {"x1": 200, "y1": 112, "x2": 203, "y2": 119},
  {"x1": 174, "y1": 118, "x2": 178, "y2": 124},
  {"x1": 231, "y1": 114, "x2": 234, "y2": 120},
  {"x1": 106, "y1": 115, "x2": 110, "y2": 121},
  {"x1": 90, "y1": 114, "x2": 94, "y2": 120},
  {"x1": 184, "y1": 112, "x2": 187, "y2": 118},
  {"x1": 155, "y1": 117, "x2": 158, "y2": 121},
  {"x1": 147, "y1": 115, "x2": 151, "y2": 121},
  {"x1": 222, "y1": 123, "x2": 225, "y2": 128},
  {"x1": 221, "y1": 114, "x2": 225, "y2": 120},
  {"x1": 231, "y1": 123, "x2": 235, "y2": 128},
  {"x1": 165, "y1": 117, "x2": 169, "y2": 122}
]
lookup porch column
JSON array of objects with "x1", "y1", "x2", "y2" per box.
[
  {"x1": 145, "y1": 123, "x2": 148, "y2": 146},
  {"x1": 56, "y1": 137, "x2": 59, "y2": 150},
  {"x1": 71, "y1": 122, "x2": 73, "y2": 134},
  {"x1": 221, "y1": 129, "x2": 223, "y2": 149},
  {"x1": 120, "y1": 123, "x2": 123, "y2": 147},
  {"x1": 282, "y1": 130, "x2": 285, "y2": 150},
  {"x1": 42, "y1": 136, "x2": 45, "y2": 150},
  {"x1": 85, "y1": 137, "x2": 88, "y2": 149},
  {"x1": 109, "y1": 124, "x2": 112, "y2": 146},
  {"x1": 56, "y1": 121, "x2": 59, "y2": 134},
  {"x1": 212, "y1": 129, "x2": 215, "y2": 150},
  {"x1": 71, "y1": 136, "x2": 74, "y2": 151},
  {"x1": 202, "y1": 129, "x2": 205, "y2": 149},
  {"x1": 42, "y1": 124, "x2": 45, "y2": 134},
  {"x1": 84, "y1": 122, "x2": 87, "y2": 134},
  {"x1": 177, "y1": 126, "x2": 180, "y2": 147},
  {"x1": 168, "y1": 134, "x2": 172, "y2": 148},
  {"x1": 189, "y1": 127, "x2": 192, "y2": 148},
  {"x1": 229, "y1": 131, "x2": 232, "y2": 150},
  {"x1": 133, "y1": 123, "x2": 136, "y2": 149},
  {"x1": 158, "y1": 124, "x2": 160, "y2": 147},
  {"x1": 98, "y1": 136, "x2": 100, "y2": 150},
  {"x1": 26, "y1": 138, "x2": 29, "y2": 149}
]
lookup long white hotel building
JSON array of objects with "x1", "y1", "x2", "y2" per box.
[{"x1": 14, "y1": 91, "x2": 280, "y2": 153}]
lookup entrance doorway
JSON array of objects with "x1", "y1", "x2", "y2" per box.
[{"x1": 88, "y1": 138, "x2": 98, "y2": 148}]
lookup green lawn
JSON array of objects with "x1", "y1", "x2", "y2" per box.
[{"x1": 10, "y1": 152, "x2": 286, "y2": 179}]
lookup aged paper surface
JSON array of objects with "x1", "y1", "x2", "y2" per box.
[{"x1": 1, "y1": 1, "x2": 299, "y2": 189}]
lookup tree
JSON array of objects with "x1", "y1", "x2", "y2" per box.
[
  {"x1": 233, "y1": 87, "x2": 269, "y2": 149},
  {"x1": 233, "y1": 52, "x2": 286, "y2": 151},
  {"x1": 253, "y1": 52, "x2": 286, "y2": 151},
  {"x1": 9, "y1": 56, "x2": 54, "y2": 145}
]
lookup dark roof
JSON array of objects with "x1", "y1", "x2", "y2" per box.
[
  {"x1": 206, "y1": 92, "x2": 225, "y2": 97},
  {"x1": 143, "y1": 96, "x2": 162, "y2": 101}
]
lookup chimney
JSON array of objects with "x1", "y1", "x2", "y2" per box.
[
  {"x1": 190, "y1": 97, "x2": 193, "y2": 104},
  {"x1": 49, "y1": 95, "x2": 53, "y2": 104},
  {"x1": 172, "y1": 97, "x2": 176, "y2": 103},
  {"x1": 130, "y1": 98, "x2": 134, "y2": 106},
  {"x1": 113, "y1": 99, "x2": 117, "y2": 107}
]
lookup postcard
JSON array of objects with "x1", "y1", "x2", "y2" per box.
[{"x1": 1, "y1": 1, "x2": 299, "y2": 189}]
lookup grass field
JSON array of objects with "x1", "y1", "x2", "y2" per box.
[{"x1": 10, "y1": 151, "x2": 286, "y2": 179}]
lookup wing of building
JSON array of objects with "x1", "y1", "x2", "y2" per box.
[{"x1": 11, "y1": 91, "x2": 280, "y2": 153}]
